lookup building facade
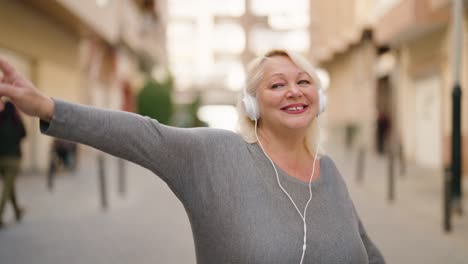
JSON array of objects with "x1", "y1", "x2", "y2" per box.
[
  {"x1": 308, "y1": 0, "x2": 467, "y2": 175},
  {"x1": 375, "y1": 0, "x2": 468, "y2": 172},
  {"x1": 0, "y1": 0, "x2": 167, "y2": 172}
]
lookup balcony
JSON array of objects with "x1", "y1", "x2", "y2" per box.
[{"x1": 374, "y1": 0, "x2": 450, "y2": 46}]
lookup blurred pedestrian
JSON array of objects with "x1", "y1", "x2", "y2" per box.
[
  {"x1": 0, "y1": 50, "x2": 385, "y2": 263},
  {"x1": 47, "y1": 138, "x2": 78, "y2": 190},
  {"x1": 0, "y1": 100, "x2": 26, "y2": 228},
  {"x1": 49, "y1": 139, "x2": 77, "y2": 172}
]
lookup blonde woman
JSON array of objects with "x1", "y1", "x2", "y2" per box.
[{"x1": 0, "y1": 50, "x2": 384, "y2": 263}]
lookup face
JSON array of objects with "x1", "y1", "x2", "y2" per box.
[{"x1": 256, "y1": 55, "x2": 319, "y2": 134}]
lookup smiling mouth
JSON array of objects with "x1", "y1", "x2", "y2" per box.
[{"x1": 281, "y1": 105, "x2": 309, "y2": 113}]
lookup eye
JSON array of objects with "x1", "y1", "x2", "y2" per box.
[
  {"x1": 271, "y1": 83, "x2": 285, "y2": 89},
  {"x1": 298, "y1": 80, "x2": 310, "y2": 86}
]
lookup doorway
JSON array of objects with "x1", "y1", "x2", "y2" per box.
[{"x1": 414, "y1": 75, "x2": 442, "y2": 169}]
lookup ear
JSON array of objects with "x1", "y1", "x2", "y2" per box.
[{"x1": 316, "y1": 89, "x2": 326, "y2": 117}]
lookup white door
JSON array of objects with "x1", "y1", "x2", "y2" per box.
[{"x1": 414, "y1": 75, "x2": 442, "y2": 169}]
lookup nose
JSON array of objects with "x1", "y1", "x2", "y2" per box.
[{"x1": 286, "y1": 83, "x2": 303, "y2": 98}]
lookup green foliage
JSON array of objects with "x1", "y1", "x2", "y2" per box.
[
  {"x1": 137, "y1": 77, "x2": 174, "y2": 125},
  {"x1": 189, "y1": 94, "x2": 208, "y2": 127},
  {"x1": 170, "y1": 93, "x2": 208, "y2": 128}
]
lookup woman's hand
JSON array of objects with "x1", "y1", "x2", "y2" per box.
[{"x1": 0, "y1": 58, "x2": 54, "y2": 121}]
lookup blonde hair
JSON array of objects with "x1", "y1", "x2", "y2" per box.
[{"x1": 237, "y1": 49, "x2": 324, "y2": 155}]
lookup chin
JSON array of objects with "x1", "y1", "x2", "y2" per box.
[
  {"x1": 283, "y1": 119, "x2": 313, "y2": 130},
  {"x1": 284, "y1": 115, "x2": 314, "y2": 128},
  {"x1": 286, "y1": 124, "x2": 310, "y2": 130}
]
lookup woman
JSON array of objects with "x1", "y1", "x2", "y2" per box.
[
  {"x1": 0, "y1": 101, "x2": 26, "y2": 228},
  {"x1": 0, "y1": 50, "x2": 385, "y2": 263}
]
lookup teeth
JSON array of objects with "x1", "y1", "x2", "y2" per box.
[{"x1": 286, "y1": 106, "x2": 304, "y2": 111}]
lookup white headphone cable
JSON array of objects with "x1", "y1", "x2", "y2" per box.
[{"x1": 254, "y1": 119, "x2": 320, "y2": 264}]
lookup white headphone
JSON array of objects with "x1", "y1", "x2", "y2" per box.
[{"x1": 242, "y1": 81, "x2": 326, "y2": 121}]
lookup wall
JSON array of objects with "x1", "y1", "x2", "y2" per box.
[
  {"x1": 0, "y1": 1, "x2": 83, "y2": 172},
  {"x1": 323, "y1": 39, "x2": 376, "y2": 149},
  {"x1": 392, "y1": 8, "x2": 468, "y2": 174}
]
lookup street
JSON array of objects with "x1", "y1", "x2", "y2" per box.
[{"x1": 0, "y1": 145, "x2": 467, "y2": 264}]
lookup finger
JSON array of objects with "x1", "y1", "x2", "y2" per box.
[
  {"x1": 0, "y1": 83, "x2": 18, "y2": 98},
  {"x1": 1, "y1": 75, "x2": 16, "y2": 85},
  {"x1": 0, "y1": 57, "x2": 18, "y2": 78}
]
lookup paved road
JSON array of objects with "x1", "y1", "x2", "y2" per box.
[
  {"x1": 329, "y1": 144, "x2": 468, "y2": 264},
  {"x1": 0, "y1": 153, "x2": 196, "y2": 264}
]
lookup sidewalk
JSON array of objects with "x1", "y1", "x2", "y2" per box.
[
  {"x1": 0, "y1": 153, "x2": 196, "y2": 264},
  {"x1": 327, "y1": 142, "x2": 468, "y2": 264},
  {"x1": 1, "y1": 147, "x2": 468, "y2": 263}
]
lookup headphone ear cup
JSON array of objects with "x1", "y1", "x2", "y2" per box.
[
  {"x1": 243, "y1": 94, "x2": 260, "y2": 121},
  {"x1": 317, "y1": 89, "x2": 326, "y2": 116}
]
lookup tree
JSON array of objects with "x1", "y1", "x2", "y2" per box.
[{"x1": 137, "y1": 77, "x2": 173, "y2": 125}]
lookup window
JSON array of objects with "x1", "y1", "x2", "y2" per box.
[
  {"x1": 209, "y1": 0, "x2": 244, "y2": 16},
  {"x1": 212, "y1": 23, "x2": 245, "y2": 54},
  {"x1": 167, "y1": 21, "x2": 197, "y2": 57},
  {"x1": 211, "y1": 59, "x2": 245, "y2": 91},
  {"x1": 250, "y1": 0, "x2": 309, "y2": 16},
  {"x1": 168, "y1": 0, "x2": 200, "y2": 17},
  {"x1": 250, "y1": 27, "x2": 310, "y2": 54},
  {"x1": 268, "y1": 13, "x2": 309, "y2": 30}
]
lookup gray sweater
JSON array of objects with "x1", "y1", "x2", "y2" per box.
[{"x1": 41, "y1": 99, "x2": 385, "y2": 264}]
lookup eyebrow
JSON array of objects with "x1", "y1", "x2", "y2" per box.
[{"x1": 269, "y1": 71, "x2": 310, "y2": 78}]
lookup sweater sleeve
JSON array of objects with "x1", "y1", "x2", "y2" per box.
[
  {"x1": 325, "y1": 156, "x2": 386, "y2": 264},
  {"x1": 40, "y1": 99, "x2": 208, "y2": 192},
  {"x1": 354, "y1": 206, "x2": 386, "y2": 264}
]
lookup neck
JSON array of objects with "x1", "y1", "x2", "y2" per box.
[
  {"x1": 258, "y1": 128, "x2": 305, "y2": 153},
  {"x1": 257, "y1": 125, "x2": 310, "y2": 159},
  {"x1": 256, "y1": 126, "x2": 319, "y2": 182}
]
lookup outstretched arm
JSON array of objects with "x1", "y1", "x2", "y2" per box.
[
  {"x1": 0, "y1": 57, "x2": 205, "y2": 193},
  {"x1": 40, "y1": 99, "x2": 204, "y2": 179}
]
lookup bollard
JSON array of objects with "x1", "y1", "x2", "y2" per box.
[
  {"x1": 356, "y1": 147, "x2": 365, "y2": 184},
  {"x1": 443, "y1": 167, "x2": 452, "y2": 232},
  {"x1": 47, "y1": 160, "x2": 55, "y2": 191},
  {"x1": 398, "y1": 142, "x2": 406, "y2": 176},
  {"x1": 388, "y1": 148, "x2": 395, "y2": 202},
  {"x1": 117, "y1": 158, "x2": 126, "y2": 197},
  {"x1": 98, "y1": 154, "x2": 108, "y2": 210},
  {"x1": 46, "y1": 155, "x2": 58, "y2": 191}
]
